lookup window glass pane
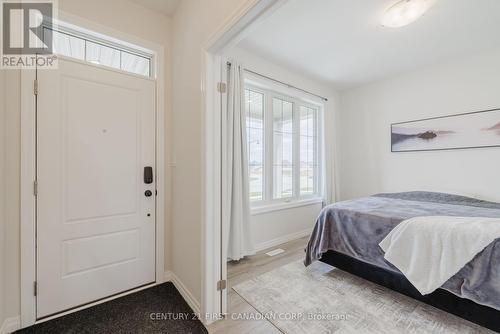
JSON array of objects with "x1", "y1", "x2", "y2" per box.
[
  {"x1": 121, "y1": 52, "x2": 150, "y2": 77},
  {"x1": 248, "y1": 128, "x2": 263, "y2": 165},
  {"x1": 300, "y1": 106, "x2": 317, "y2": 137},
  {"x1": 249, "y1": 127, "x2": 264, "y2": 201},
  {"x1": 273, "y1": 98, "x2": 294, "y2": 199},
  {"x1": 272, "y1": 166, "x2": 293, "y2": 198},
  {"x1": 282, "y1": 133, "x2": 293, "y2": 166},
  {"x1": 300, "y1": 106, "x2": 317, "y2": 195},
  {"x1": 273, "y1": 99, "x2": 293, "y2": 133},
  {"x1": 46, "y1": 29, "x2": 85, "y2": 60},
  {"x1": 249, "y1": 165, "x2": 263, "y2": 201},
  {"x1": 283, "y1": 102, "x2": 293, "y2": 133},
  {"x1": 246, "y1": 89, "x2": 264, "y2": 201},
  {"x1": 308, "y1": 109, "x2": 316, "y2": 137},
  {"x1": 273, "y1": 132, "x2": 293, "y2": 166},
  {"x1": 307, "y1": 136, "x2": 315, "y2": 165},
  {"x1": 282, "y1": 166, "x2": 293, "y2": 197},
  {"x1": 86, "y1": 41, "x2": 121, "y2": 69},
  {"x1": 43, "y1": 28, "x2": 152, "y2": 77}
]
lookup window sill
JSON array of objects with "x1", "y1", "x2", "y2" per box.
[{"x1": 251, "y1": 197, "x2": 324, "y2": 216}]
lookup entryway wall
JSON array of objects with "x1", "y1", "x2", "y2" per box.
[
  {"x1": 0, "y1": 0, "x2": 173, "y2": 329},
  {"x1": 224, "y1": 47, "x2": 339, "y2": 250},
  {"x1": 0, "y1": 69, "x2": 6, "y2": 331},
  {"x1": 1, "y1": 69, "x2": 21, "y2": 333}
]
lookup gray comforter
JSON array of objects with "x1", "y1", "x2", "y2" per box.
[{"x1": 305, "y1": 191, "x2": 500, "y2": 311}]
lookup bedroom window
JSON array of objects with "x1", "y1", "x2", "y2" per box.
[{"x1": 244, "y1": 85, "x2": 323, "y2": 211}]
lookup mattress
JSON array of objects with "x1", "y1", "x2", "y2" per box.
[{"x1": 304, "y1": 191, "x2": 500, "y2": 311}]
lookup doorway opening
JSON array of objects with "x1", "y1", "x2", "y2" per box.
[{"x1": 202, "y1": 0, "x2": 335, "y2": 325}]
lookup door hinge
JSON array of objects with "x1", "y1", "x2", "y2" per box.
[
  {"x1": 34, "y1": 79, "x2": 38, "y2": 95},
  {"x1": 217, "y1": 279, "x2": 227, "y2": 291},
  {"x1": 33, "y1": 180, "x2": 38, "y2": 196},
  {"x1": 217, "y1": 82, "x2": 226, "y2": 93},
  {"x1": 34, "y1": 281, "x2": 37, "y2": 296}
]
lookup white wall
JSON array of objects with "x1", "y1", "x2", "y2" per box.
[
  {"x1": 3, "y1": 69, "x2": 20, "y2": 327},
  {"x1": 0, "y1": 69, "x2": 5, "y2": 329},
  {"x1": 251, "y1": 205, "x2": 322, "y2": 250},
  {"x1": 226, "y1": 47, "x2": 338, "y2": 250},
  {"x1": 338, "y1": 48, "x2": 500, "y2": 202},
  {"x1": 0, "y1": 0, "x2": 173, "y2": 325},
  {"x1": 170, "y1": 0, "x2": 255, "y2": 307}
]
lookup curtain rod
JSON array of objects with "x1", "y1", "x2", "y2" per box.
[{"x1": 226, "y1": 61, "x2": 328, "y2": 102}]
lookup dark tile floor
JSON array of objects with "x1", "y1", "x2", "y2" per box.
[{"x1": 17, "y1": 283, "x2": 207, "y2": 334}]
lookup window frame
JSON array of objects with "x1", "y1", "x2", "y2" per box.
[{"x1": 245, "y1": 83, "x2": 324, "y2": 212}]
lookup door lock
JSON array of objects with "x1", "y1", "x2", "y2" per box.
[
  {"x1": 144, "y1": 190, "x2": 153, "y2": 197},
  {"x1": 144, "y1": 166, "x2": 153, "y2": 184}
]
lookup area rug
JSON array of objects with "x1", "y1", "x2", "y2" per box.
[{"x1": 233, "y1": 261, "x2": 493, "y2": 334}]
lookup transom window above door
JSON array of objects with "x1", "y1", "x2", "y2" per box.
[
  {"x1": 245, "y1": 85, "x2": 323, "y2": 211},
  {"x1": 41, "y1": 23, "x2": 154, "y2": 78}
]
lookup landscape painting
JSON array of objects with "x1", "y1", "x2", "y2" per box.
[{"x1": 391, "y1": 108, "x2": 500, "y2": 152}]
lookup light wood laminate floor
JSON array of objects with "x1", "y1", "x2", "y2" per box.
[{"x1": 207, "y1": 236, "x2": 310, "y2": 334}]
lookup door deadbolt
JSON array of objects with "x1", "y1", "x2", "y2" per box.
[
  {"x1": 145, "y1": 190, "x2": 153, "y2": 197},
  {"x1": 144, "y1": 166, "x2": 153, "y2": 184}
]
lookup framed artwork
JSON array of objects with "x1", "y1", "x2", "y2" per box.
[{"x1": 391, "y1": 108, "x2": 500, "y2": 152}]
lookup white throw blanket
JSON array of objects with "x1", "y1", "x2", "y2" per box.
[{"x1": 379, "y1": 216, "x2": 500, "y2": 295}]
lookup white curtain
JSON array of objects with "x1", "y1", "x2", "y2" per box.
[
  {"x1": 225, "y1": 61, "x2": 255, "y2": 261},
  {"x1": 322, "y1": 102, "x2": 337, "y2": 206}
]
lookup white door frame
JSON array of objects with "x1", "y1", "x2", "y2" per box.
[
  {"x1": 20, "y1": 11, "x2": 166, "y2": 328},
  {"x1": 200, "y1": 0, "x2": 286, "y2": 322}
]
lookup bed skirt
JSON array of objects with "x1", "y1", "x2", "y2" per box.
[{"x1": 320, "y1": 250, "x2": 500, "y2": 333}]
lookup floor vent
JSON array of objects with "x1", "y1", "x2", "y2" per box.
[{"x1": 265, "y1": 248, "x2": 285, "y2": 257}]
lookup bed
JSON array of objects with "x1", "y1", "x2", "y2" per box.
[{"x1": 305, "y1": 191, "x2": 500, "y2": 332}]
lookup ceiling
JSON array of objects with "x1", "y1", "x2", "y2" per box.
[
  {"x1": 238, "y1": 0, "x2": 500, "y2": 90},
  {"x1": 129, "y1": 0, "x2": 180, "y2": 17}
]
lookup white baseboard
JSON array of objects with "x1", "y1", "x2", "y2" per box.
[
  {"x1": 254, "y1": 229, "x2": 311, "y2": 253},
  {"x1": 1, "y1": 316, "x2": 21, "y2": 334},
  {"x1": 164, "y1": 271, "x2": 201, "y2": 315}
]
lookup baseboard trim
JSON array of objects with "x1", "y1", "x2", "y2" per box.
[
  {"x1": 1, "y1": 316, "x2": 21, "y2": 334},
  {"x1": 254, "y1": 229, "x2": 311, "y2": 253},
  {"x1": 164, "y1": 271, "x2": 201, "y2": 315}
]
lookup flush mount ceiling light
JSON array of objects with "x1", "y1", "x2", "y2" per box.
[{"x1": 381, "y1": 0, "x2": 434, "y2": 28}]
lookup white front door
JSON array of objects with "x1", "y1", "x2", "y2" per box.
[{"x1": 36, "y1": 58, "x2": 156, "y2": 318}]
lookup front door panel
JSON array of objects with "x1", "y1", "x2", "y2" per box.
[{"x1": 37, "y1": 59, "x2": 156, "y2": 318}]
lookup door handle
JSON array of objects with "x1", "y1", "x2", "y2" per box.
[{"x1": 144, "y1": 166, "x2": 153, "y2": 184}]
